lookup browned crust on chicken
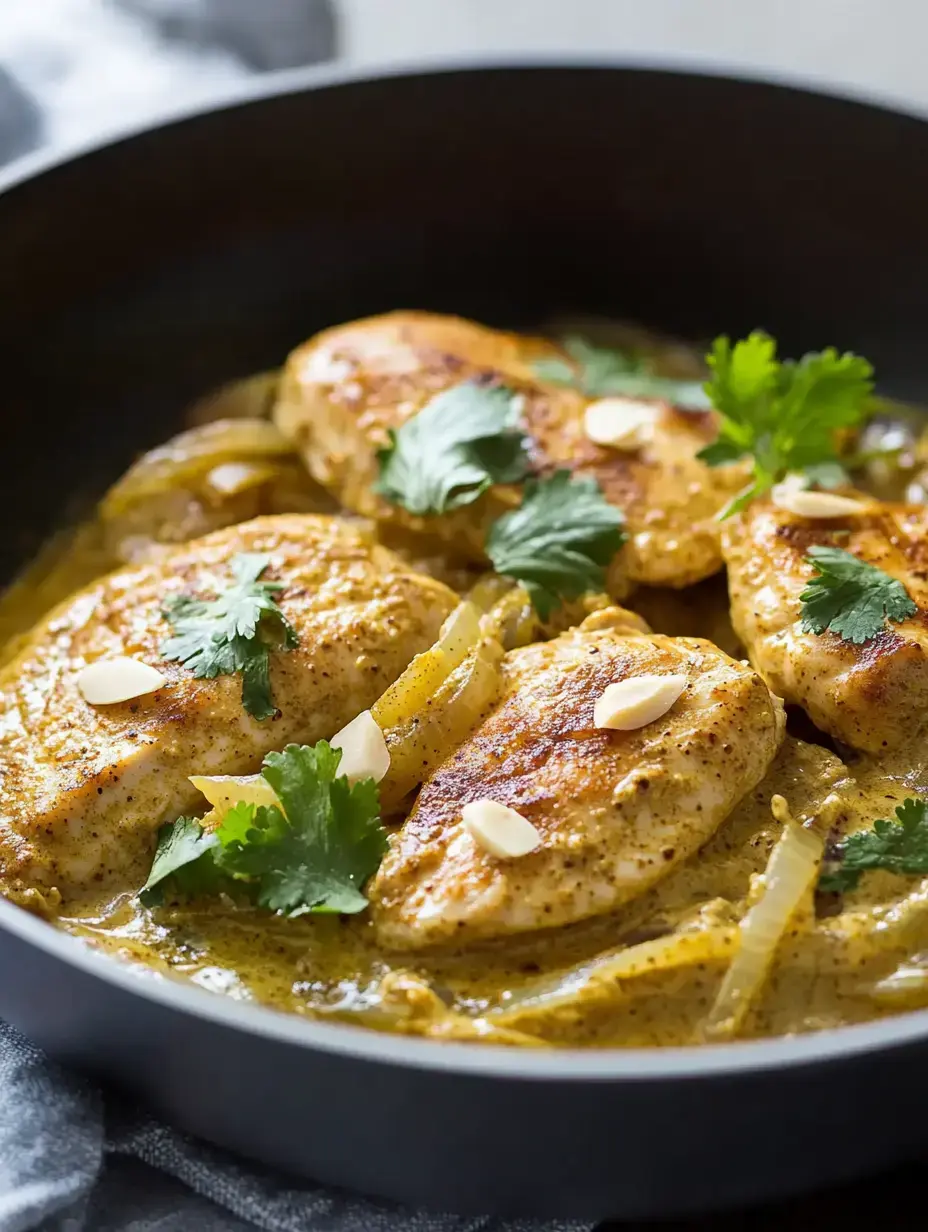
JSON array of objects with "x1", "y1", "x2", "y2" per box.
[
  {"x1": 0, "y1": 514, "x2": 455, "y2": 898},
  {"x1": 274, "y1": 311, "x2": 750, "y2": 592},
  {"x1": 722, "y1": 498, "x2": 928, "y2": 753},
  {"x1": 371, "y1": 617, "x2": 784, "y2": 948}
]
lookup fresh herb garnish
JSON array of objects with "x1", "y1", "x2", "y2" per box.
[
  {"x1": 139, "y1": 815, "x2": 222, "y2": 905},
  {"x1": 532, "y1": 335, "x2": 709, "y2": 409},
  {"x1": 485, "y1": 470, "x2": 626, "y2": 619},
  {"x1": 699, "y1": 332, "x2": 874, "y2": 518},
  {"x1": 375, "y1": 381, "x2": 528, "y2": 515},
  {"x1": 799, "y1": 546, "x2": 917, "y2": 644},
  {"x1": 161, "y1": 553, "x2": 298, "y2": 721},
  {"x1": 819, "y1": 798, "x2": 928, "y2": 893},
  {"x1": 140, "y1": 742, "x2": 388, "y2": 915}
]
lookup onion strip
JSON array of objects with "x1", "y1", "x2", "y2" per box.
[
  {"x1": 489, "y1": 925, "x2": 738, "y2": 1025},
  {"x1": 378, "y1": 636, "x2": 503, "y2": 813},
  {"x1": 704, "y1": 795, "x2": 824, "y2": 1040},
  {"x1": 318, "y1": 972, "x2": 546, "y2": 1046},
  {"x1": 370, "y1": 600, "x2": 482, "y2": 731},
  {"x1": 100, "y1": 418, "x2": 293, "y2": 518}
]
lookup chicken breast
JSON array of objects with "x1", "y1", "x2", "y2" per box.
[
  {"x1": 0, "y1": 515, "x2": 455, "y2": 900},
  {"x1": 273, "y1": 311, "x2": 750, "y2": 591},
  {"x1": 722, "y1": 498, "x2": 928, "y2": 753},
  {"x1": 370, "y1": 613, "x2": 785, "y2": 948}
]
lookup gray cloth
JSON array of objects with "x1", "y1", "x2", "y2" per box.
[{"x1": 0, "y1": 1021, "x2": 593, "y2": 1232}]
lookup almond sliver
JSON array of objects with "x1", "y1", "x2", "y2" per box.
[
  {"x1": 593, "y1": 672, "x2": 688, "y2": 731},
  {"x1": 584, "y1": 398, "x2": 660, "y2": 450},
  {"x1": 331, "y1": 709, "x2": 391, "y2": 784},
  {"x1": 771, "y1": 486, "x2": 864, "y2": 519},
  {"x1": 77, "y1": 657, "x2": 166, "y2": 705},
  {"x1": 462, "y1": 798, "x2": 542, "y2": 859}
]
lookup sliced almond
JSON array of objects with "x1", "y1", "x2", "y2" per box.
[
  {"x1": 771, "y1": 485, "x2": 864, "y2": 519},
  {"x1": 331, "y1": 709, "x2": 391, "y2": 784},
  {"x1": 584, "y1": 398, "x2": 660, "y2": 450},
  {"x1": 462, "y1": 798, "x2": 542, "y2": 859},
  {"x1": 593, "y1": 672, "x2": 688, "y2": 731},
  {"x1": 76, "y1": 657, "x2": 166, "y2": 705},
  {"x1": 189, "y1": 773, "x2": 278, "y2": 818}
]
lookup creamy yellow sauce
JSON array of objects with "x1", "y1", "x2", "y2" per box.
[
  {"x1": 55, "y1": 682, "x2": 928, "y2": 1047},
  {"x1": 5, "y1": 353, "x2": 928, "y2": 1049}
]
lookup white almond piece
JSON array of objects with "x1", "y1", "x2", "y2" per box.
[
  {"x1": 76, "y1": 656, "x2": 167, "y2": 705},
  {"x1": 771, "y1": 485, "x2": 864, "y2": 519},
  {"x1": 593, "y1": 672, "x2": 688, "y2": 731},
  {"x1": 331, "y1": 709, "x2": 391, "y2": 784},
  {"x1": 584, "y1": 398, "x2": 660, "y2": 450},
  {"x1": 462, "y1": 799, "x2": 542, "y2": 859}
]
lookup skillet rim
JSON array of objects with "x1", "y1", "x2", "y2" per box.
[
  {"x1": 7, "y1": 877, "x2": 928, "y2": 1081},
  {"x1": 2, "y1": 50, "x2": 928, "y2": 199},
  {"x1": 4, "y1": 54, "x2": 928, "y2": 1082}
]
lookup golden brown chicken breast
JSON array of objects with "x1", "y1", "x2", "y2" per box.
[
  {"x1": 273, "y1": 311, "x2": 749, "y2": 592},
  {"x1": 0, "y1": 515, "x2": 455, "y2": 899},
  {"x1": 722, "y1": 497, "x2": 928, "y2": 753},
  {"x1": 370, "y1": 612, "x2": 785, "y2": 948}
]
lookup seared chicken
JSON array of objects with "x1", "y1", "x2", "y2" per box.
[
  {"x1": 723, "y1": 498, "x2": 928, "y2": 753},
  {"x1": 0, "y1": 515, "x2": 455, "y2": 899},
  {"x1": 370, "y1": 612, "x2": 785, "y2": 948},
  {"x1": 273, "y1": 311, "x2": 750, "y2": 591}
]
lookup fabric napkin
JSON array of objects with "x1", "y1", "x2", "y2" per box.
[{"x1": 0, "y1": 1020, "x2": 595, "y2": 1232}]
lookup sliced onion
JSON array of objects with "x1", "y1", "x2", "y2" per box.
[
  {"x1": 317, "y1": 971, "x2": 544, "y2": 1046},
  {"x1": 100, "y1": 418, "x2": 294, "y2": 519},
  {"x1": 185, "y1": 370, "x2": 281, "y2": 426},
  {"x1": 189, "y1": 773, "x2": 279, "y2": 820},
  {"x1": 869, "y1": 960, "x2": 928, "y2": 1007},
  {"x1": 379, "y1": 636, "x2": 504, "y2": 813},
  {"x1": 371, "y1": 600, "x2": 482, "y2": 731},
  {"x1": 704, "y1": 796, "x2": 824, "y2": 1040},
  {"x1": 489, "y1": 925, "x2": 737, "y2": 1025}
]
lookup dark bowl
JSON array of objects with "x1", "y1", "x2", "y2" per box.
[{"x1": 2, "y1": 61, "x2": 928, "y2": 1220}]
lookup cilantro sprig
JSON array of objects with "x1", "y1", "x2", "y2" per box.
[
  {"x1": 375, "y1": 381, "x2": 528, "y2": 515},
  {"x1": 799, "y1": 546, "x2": 917, "y2": 644},
  {"x1": 161, "y1": 553, "x2": 298, "y2": 721},
  {"x1": 820, "y1": 798, "x2": 928, "y2": 893},
  {"x1": 140, "y1": 741, "x2": 387, "y2": 915},
  {"x1": 531, "y1": 335, "x2": 709, "y2": 409},
  {"x1": 699, "y1": 332, "x2": 874, "y2": 518},
  {"x1": 374, "y1": 377, "x2": 626, "y2": 616},
  {"x1": 486, "y1": 471, "x2": 626, "y2": 618}
]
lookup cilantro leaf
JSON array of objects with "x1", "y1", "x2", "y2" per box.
[
  {"x1": 485, "y1": 470, "x2": 626, "y2": 618},
  {"x1": 161, "y1": 553, "x2": 298, "y2": 721},
  {"x1": 138, "y1": 743, "x2": 388, "y2": 916},
  {"x1": 221, "y1": 742, "x2": 387, "y2": 915},
  {"x1": 532, "y1": 335, "x2": 709, "y2": 409},
  {"x1": 375, "y1": 382, "x2": 528, "y2": 515},
  {"x1": 699, "y1": 332, "x2": 874, "y2": 517},
  {"x1": 138, "y1": 816, "x2": 221, "y2": 907},
  {"x1": 799, "y1": 546, "x2": 917, "y2": 644},
  {"x1": 820, "y1": 798, "x2": 928, "y2": 893}
]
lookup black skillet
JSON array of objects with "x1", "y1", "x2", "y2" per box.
[{"x1": 2, "y1": 61, "x2": 928, "y2": 1220}]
